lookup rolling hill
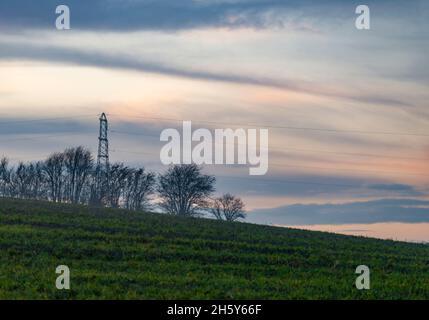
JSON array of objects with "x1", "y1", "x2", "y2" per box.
[{"x1": 0, "y1": 198, "x2": 428, "y2": 299}]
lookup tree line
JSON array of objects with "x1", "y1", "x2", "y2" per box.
[{"x1": 0, "y1": 146, "x2": 245, "y2": 221}]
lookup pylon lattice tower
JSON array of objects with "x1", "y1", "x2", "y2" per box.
[{"x1": 93, "y1": 113, "x2": 109, "y2": 205}]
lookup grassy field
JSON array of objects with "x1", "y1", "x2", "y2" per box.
[{"x1": 0, "y1": 198, "x2": 428, "y2": 299}]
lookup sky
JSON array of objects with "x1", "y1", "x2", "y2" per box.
[{"x1": 1, "y1": 0, "x2": 429, "y2": 235}]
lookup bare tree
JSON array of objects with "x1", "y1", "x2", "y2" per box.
[
  {"x1": 124, "y1": 168, "x2": 156, "y2": 211},
  {"x1": 0, "y1": 157, "x2": 11, "y2": 197},
  {"x1": 108, "y1": 162, "x2": 131, "y2": 208},
  {"x1": 12, "y1": 163, "x2": 29, "y2": 198},
  {"x1": 43, "y1": 152, "x2": 65, "y2": 202},
  {"x1": 211, "y1": 193, "x2": 246, "y2": 221},
  {"x1": 63, "y1": 146, "x2": 94, "y2": 204},
  {"x1": 157, "y1": 164, "x2": 215, "y2": 216},
  {"x1": 27, "y1": 161, "x2": 47, "y2": 200}
]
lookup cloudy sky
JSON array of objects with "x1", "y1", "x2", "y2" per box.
[{"x1": 1, "y1": 0, "x2": 429, "y2": 229}]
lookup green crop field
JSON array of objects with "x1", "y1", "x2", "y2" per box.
[{"x1": 0, "y1": 198, "x2": 428, "y2": 299}]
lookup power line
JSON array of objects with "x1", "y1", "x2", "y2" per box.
[
  {"x1": 109, "y1": 148, "x2": 429, "y2": 178},
  {"x1": 3, "y1": 112, "x2": 426, "y2": 137},
  {"x1": 1, "y1": 113, "x2": 427, "y2": 181},
  {"x1": 111, "y1": 149, "x2": 155, "y2": 156},
  {"x1": 109, "y1": 129, "x2": 159, "y2": 139},
  {"x1": 0, "y1": 112, "x2": 423, "y2": 190},
  {"x1": 275, "y1": 146, "x2": 427, "y2": 161},
  {"x1": 108, "y1": 129, "x2": 427, "y2": 162},
  {"x1": 1, "y1": 125, "x2": 424, "y2": 177},
  {"x1": 0, "y1": 114, "x2": 98, "y2": 125},
  {"x1": 0, "y1": 131, "x2": 96, "y2": 142},
  {"x1": 107, "y1": 113, "x2": 429, "y2": 137},
  {"x1": 1, "y1": 115, "x2": 426, "y2": 161}
]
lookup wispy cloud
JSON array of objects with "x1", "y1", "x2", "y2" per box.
[
  {"x1": 0, "y1": 39, "x2": 410, "y2": 107},
  {"x1": 368, "y1": 184, "x2": 423, "y2": 196},
  {"x1": 0, "y1": 0, "x2": 351, "y2": 32},
  {"x1": 248, "y1": 198, "x2": 429, "y2": 225}
]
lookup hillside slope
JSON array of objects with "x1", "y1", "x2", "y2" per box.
[{"x1": 0, "y1": 198, "x2": 428, "y2": 299}]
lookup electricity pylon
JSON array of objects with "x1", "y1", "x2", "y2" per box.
[{"x1": 91, "y1": 112, "x2": 109, "y2": 205}]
